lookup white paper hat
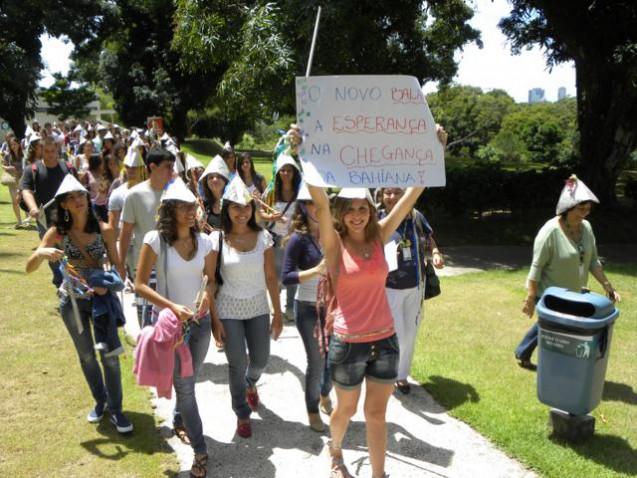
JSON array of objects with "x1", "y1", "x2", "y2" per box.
[
  {"x1": 200, "y1": 155, "x2": 230, "y2": 182},
  {"x1": 124, "y1": 146, "x2": 144, "y2": 168},
  {"x1": 55, "y1": 174, "x2": 88, "y2": 198},
  {"x1": 222, "y1": 175, "x2": 252, "y2": 206},
  {"x1": 96, "y1": 124, "x2": 107, "y2": 132},
  {"x1": 185, "y1": 154, "x2": 204, "y2": 172},
  {"x1": 166, "y1": 143, "x2": 179, "y2": 156},
  {"x1": 130, "y1": 129, "x2": 139, "y2": 140},
  {"x1": 337, "y1": 188, "x2": 374, "y2": 205},
  {"x1": 73, "y1": 124, "x2": 84, "y2": 133},
  {"x1": 113, "y1": 124, "x2": 120, "y2": 129},
  {"x1": 161, "y1": 132, "x2": 171, "y2": 141},
  {"x1": 275, "y1": 153, "x2": 299, "y2": 173},
  {"x1": 131, "y1": 136, "x2": 145, "y2": 149},
  {"x1": 87, "y1": 124, "x2": 94, "y2": 132},
  {"x1": 297, "y1": 181, "x2": 311, "y2": 201},
  {"x1": 103, "y1": 131, "x2": 114, "y2": 141},
  {"x1": 222, "y1": 141, "x2": 233, "y2": 152},
  {"x1": 173, "y1": 155, "x2": 185, "y2": 174},
  {"x1": 556, "y1": 175, "x2": 599, "y2": 215},
  {"x1": 28, "y1": 133, "x2": 42, "y2": 146},
  {"x1": 161, "y1": 178, "x2": 197, "y2": 203}
]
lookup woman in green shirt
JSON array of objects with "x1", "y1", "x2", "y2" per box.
[{"x1": 515, "y1": 176, "x2": 621, "y2": 369}]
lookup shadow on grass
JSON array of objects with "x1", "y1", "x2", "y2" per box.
[
  {"x1": 550, "y1": 433, "x2": 637, "y2": 476},
  {"x1": 602, "y1": 380, "x2": 637, "y2": 405},
  {"x1": 80, "y1": 411, "x2": 172, "y2": 460},
  {"x1": 0, "y1": 251, "x2": 21, "y2": 259},
  {"x1": 0, "y1": 268, "x2": 23, "y2": 274},
  {"x1": 0, "y1": 231, "x2": 16, "y2": 236},
  {"x1": 422, "y1": 375, "x2": 480, "y2": 411}
]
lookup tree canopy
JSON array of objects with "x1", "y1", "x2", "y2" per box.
[
  {"x1": 40, "y1": 73, "x2": 96, "y2": 120},
  {"x1": 0, "y1": 0, "x2": 107, "y2": 137},
  {"x1": 499, "y1": 0, "x2": 637, "y2": 203}
]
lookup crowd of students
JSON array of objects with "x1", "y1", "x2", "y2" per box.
[{"x1": 15, "y1": 119, "x2": 448, "y2": 478}]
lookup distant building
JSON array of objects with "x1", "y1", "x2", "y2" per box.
[
  {"x1": 528, "y1": 88, "x2": 545, "y2": 104},
  {"x1": 557, "y1": 87, "x2": 567, "y2": 101}
]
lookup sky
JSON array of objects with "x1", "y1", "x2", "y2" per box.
[{"x1": 39, "y1": 0, "x2": 575, "y2": 103}]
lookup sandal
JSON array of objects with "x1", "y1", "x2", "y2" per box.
[
  {"x1": 330, "y1": 458, "x2": 354, "y2": 478},
  {"x1": 174, "y1": 424, "x2": 191, "y2": 445},
  {"x1": 190, "y1": 453, "x2": 208, "y2": 478}
]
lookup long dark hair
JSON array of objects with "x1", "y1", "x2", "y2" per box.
[
  {"x1": 238, "y1": 153, "x2": 264, "y2": 193},
  {"x1": 157, "y1": 200, "x2": 200, "y2": 259},
  {"x1": 102, "y1": 153, "x2": 119, "y2": 183},
  {"x1": 202, "y1": 174, "x2": 228, "y2": 212},
  {"x1": 220, "y1": 200, "x2": 262, "y2": 234},
  {"x1": 88, "y1": 153, "x2": 102, "y2": 174},
  {"x1": 274, "y1": 165, "x2": 300, "y2": 202},
  {"x1": 53, "y1": 192, "x2": 101, "y2": 235}
]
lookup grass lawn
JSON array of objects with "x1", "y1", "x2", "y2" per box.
[
  {"x1": 414, "y1": 266, "x2": 637, "y2": 477},
  {"x1": 0, "y1": 188, "x2": 179, "y2": 477}
]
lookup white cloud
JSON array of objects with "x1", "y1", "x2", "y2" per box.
[{"x1": 39, "y1": 34, "x2": 74, "y2": 88}]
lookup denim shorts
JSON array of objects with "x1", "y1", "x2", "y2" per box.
[{"x1": 328, "y1": 334, "x2": 400, "y2": 389}]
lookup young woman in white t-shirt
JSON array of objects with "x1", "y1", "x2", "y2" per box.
[
  {"x1": 210, "y1": 193, "x2": 283, "y2": 439},
  {"x1": 135, "y1": 179, "x2": 221, "y2": 478}
]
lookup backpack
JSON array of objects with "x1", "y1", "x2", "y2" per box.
[{"x1": 18, "y1": 160, "x2": 77, "y2": 212}]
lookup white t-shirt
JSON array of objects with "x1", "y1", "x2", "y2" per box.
[
  {"x1": 144, "y1": 231, "x2": 213, "y2": 309},
  {"x1": 122, "y1": 180, "x2": 163, "y2": 271},
  {"x1": 108, "y1": 182, "x2": 129, "y2": 213},
  {"x1": 210, "y1": 230, "x2": 273, "y2": 320},
  {"x1": 271, "y1": 201, "x2": 296, "y2": 237}
]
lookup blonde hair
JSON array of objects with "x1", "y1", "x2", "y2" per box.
[{"x1": 332, "y1": 197, "x2": 380, "y2": 242}]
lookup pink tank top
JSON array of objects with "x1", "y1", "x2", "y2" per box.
[{"x1": 332, "y1": 239, "x2": 394, "y2": 343}]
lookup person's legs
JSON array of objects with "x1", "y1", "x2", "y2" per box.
[
  {"x1": 363, "y1": 380, "x2": 394, "y2": 478},
  {"x1": 59, "y1": 299, "x2": 107, "y2": 406},
  {"x1": 244, "y1": 314, "x2": 271, "y2": 389},
  {"x1": 173, "y1": 316, "x2": 211, "y2": 455},
  {"x1": 329, "y1": 386, "x2": 361, "y2": 474},
  {"x1": 8, "y1": 184, "x2": 22, "y2": 223},
  {"x1": 386, "y1": 288, "x2": 407, "y2": 379},
  {"x1": 295, "y1": 300, "x2": 326, "y2": 413},
  {"x1": 395, "y1": 287, "x2": 422, "y2": 382},
  {"x1": 99, "y1": 352, "x2": 123, "y2": 413},
  {"x1": 515, "y1": 322, "x2": 539, "y2": 362},
  {"x1": 222, "y1": 319, "x2": 251, "y2": 419}
]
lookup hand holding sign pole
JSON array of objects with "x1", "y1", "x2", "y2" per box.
[{"x1": 295, "y1": 75, "x2": 445, "y2": 188}]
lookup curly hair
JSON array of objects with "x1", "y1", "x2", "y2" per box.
[
  {"x1": 332, "y1": 197, "x2": 380, "y2": 242},
  {"x1": 53, "y1": 192, "x2": 101, "y2": 236},
  {"x1": 157, "y1": 200, "x2": 200, "y2": 259}
]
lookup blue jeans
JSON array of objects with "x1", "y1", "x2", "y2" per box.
[
  {"x1": 173, "y1": 315, "x2": 211, "y2": 455},
  {"x1": 38, "y1": 222, "x2": 63, "y2": 288},
  {"x1": 515, "y1": 322, "x2": 538, "y2": 361},
  {"x1": 295, "y1": 300, "x2": 332, "y2": 413},
  {"x1": 222, "y1": 315, "x2": 270, "y2": 419},
  {"x1": 60, "y1": 297, "x2": 123, "y2": 412}
]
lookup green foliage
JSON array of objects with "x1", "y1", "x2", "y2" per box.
[
  {"x1": 427, "y1": 85, "x2": 516, "y2": 157},
  {"x1": 0, "y1": 0, "x2": 107, "y2": 136},
  {"x1": 499, "y1": 1, "x2": 637, "y2": 203},
  {"x1": 40, "y1": 72, "x2": 96, "y2": 120}
]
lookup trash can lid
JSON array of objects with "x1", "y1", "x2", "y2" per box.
[{"x1": 537, "y1": 287, "x2": 619, "y2": 329}]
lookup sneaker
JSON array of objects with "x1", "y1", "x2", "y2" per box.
[
  {"x1": 395, "y1": 380, "x2": 411, "y2": 395},
  {"x1": 110, "y1": 411, "x2": 134, "y2": 433},
  {"x1": 236, "y1": 419, "x2": 252, "y2": 438},
  {"x1": 87, "y1": 402, "x2": 106, "y2": 423},
  {"x1": 246, "y1": 387, "x2": 259, "y2": 411},
  {"x1": 320, "y1": 395, "x2": 333, "y2": 415}
]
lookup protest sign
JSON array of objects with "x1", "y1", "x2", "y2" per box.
[{"x1": 295, "y1": 75, "x2": 445, "y2": 188}]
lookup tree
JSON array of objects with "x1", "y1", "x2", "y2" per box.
[
  {"x1": 427, "y1": 85, "x2": 515, "y2": 156},
  {"x1": 173, "y1": 0, "x2": 482, "y2": 121},
  {"x1": 500, "y1": 1, "x2": 637, "y2": 204},
  {"x1": 40, "y1": 73, "x2": 96, "y2": 120},
  {"x1": 0, "y1": 0, "x2": 108, "y2": 137}
]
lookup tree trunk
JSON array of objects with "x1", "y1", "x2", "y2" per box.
[
  {"x1": 576, "y1": 59, "x2": 637, "y2": 206},
  {"x1": 6, "y1": 113, "x2": 27, "y2": 142}
]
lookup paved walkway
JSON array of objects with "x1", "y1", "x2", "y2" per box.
[{"x1": 123, "y1": 294, "x2": 534, "y2": 476}]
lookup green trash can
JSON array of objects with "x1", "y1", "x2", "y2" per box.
[{"x1": 536, "y1": 287, "x2": 619, "y2": 416}]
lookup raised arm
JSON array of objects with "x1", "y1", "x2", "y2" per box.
[
  {"x1": 378, "y1": 187, "x2": 425, "y2": 243},
  {"x1": 307, "y1": 185, "x2": 340, "y2": 271}
]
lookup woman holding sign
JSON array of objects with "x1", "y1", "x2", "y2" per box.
[
  {"x1": 307, "y1": 183, "x2": 425, "y2": 478},
  {"x1": 134, "y1": 179, "x2": 220, "y2": 478}
]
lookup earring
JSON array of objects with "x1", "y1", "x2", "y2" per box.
[{"x1": 64, "y1": 209, "x2": 69, "y2": 221}]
